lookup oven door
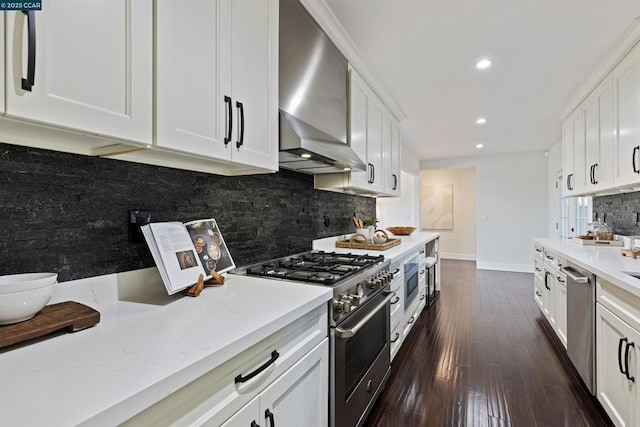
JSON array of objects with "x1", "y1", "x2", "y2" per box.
[{"x1": 332, "y1": 289, "x2": 393, "y2": 427}]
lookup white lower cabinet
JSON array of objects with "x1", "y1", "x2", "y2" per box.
[
  {"x1": 596, "y1": 303, "x2": 639, "y2": 427},
  {"x1": 534, "y1": 249, "x2": 566, "y2": 348},
  {"x1": 218, "y1": 339, "x2": 328, "y2": 427},
  {"x1": 122, "y1": 304, "x2": 328, "y2": 427},
  {"x1": 555, "y1": 273, "x2": 568, "y2": 349}
]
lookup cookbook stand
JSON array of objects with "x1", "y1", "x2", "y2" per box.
[{"x1": 181, "y1": 271, "x2": 225, "y2": 297}]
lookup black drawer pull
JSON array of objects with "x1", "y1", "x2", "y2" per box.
[
  {"x1": 407, "y1": 316, "x2": 415, "y2": 325},
  {"x1": 234, "y1": 350, "x2": 279, "y2": 383},
  {"x1": 391, "y1": 332, "x2": 400, "y2": 343},
  {"x1": 224, "y1": 96, "x2": 233, "y2": 146},
  {"x1": 251, "y1": 422, "x2": 260, "y2": 427},
  {"x1": 390, "y1": 296, "x2": 400, "y2": 305},
  {"x1": 265, "y1": 409, "x2": 275, "y2": 427}
]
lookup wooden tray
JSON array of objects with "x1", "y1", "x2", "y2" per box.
[
  {"x1": 621, "y1": 249, "x2": 640, "y2": 259},
  {"x1": 571, "y1": 238, "x2": 623, "y2": 246},
  {"x1": 336, "y1": 230, "x2": 401, "y2": 251},
  {"x1": 0, "y1": 301, "x2": 100, "y2": 350}
]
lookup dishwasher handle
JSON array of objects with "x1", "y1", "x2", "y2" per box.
[{"x1": 560, "y1": 266, "x2": 589, "y2": 284}]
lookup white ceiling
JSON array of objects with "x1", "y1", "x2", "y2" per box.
[{"x1": 324, "y1": 0, "x2": 640, "y2": 161}]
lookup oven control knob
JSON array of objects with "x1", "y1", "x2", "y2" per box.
[
  {"x1": 333, "y1": 297, "x2": 352, "y2": 313},
  {"x1": 348, "y1": 294, "x2": 361, "y2": 307}
]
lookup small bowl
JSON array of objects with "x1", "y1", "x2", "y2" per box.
[
  {"x1": 0, "y1": 284, "x2": 54, "y2": 325},
  {"x1": 0, "y1": 273, "x2": 57, "y2": 294},
  {"x1": 372, "y1": 237, "x2": 387, "y2": 244},
  {"x1": 386, "y1": 227, "x2": 416, "y2": 236}
]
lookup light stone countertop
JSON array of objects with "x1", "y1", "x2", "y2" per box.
[
  {"x1": 534, "y1": 237, "x2": 640, "y2": 298},
  {"x1": 0, "y1": 268, "x2": 332, "y2": 426},
  {"x1": 313, "y1": 231, "x2": 440, "y2": 263}
]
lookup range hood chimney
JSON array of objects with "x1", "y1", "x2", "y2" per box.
[{"x1": 278, "y1": 0, "x2": 365, "y2": 174}]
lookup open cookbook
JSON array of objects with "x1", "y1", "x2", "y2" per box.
[{"x1": 141, "y1": 218, "x2": 235, "y2": 294}]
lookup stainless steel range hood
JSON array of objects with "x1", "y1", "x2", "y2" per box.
[{"x1": 278, "y1": 0, "x2": 365, "y2": 174}]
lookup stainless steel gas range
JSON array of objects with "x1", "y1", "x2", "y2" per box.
[{"x1": 232, "y1": 251, "x2": 398, "y2": 427}]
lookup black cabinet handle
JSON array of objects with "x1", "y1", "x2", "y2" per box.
[
  {"x1": 251, "y1": 422, "x2": 260, "y2": 427},
  {"x1": 392, "y1": 173, "x2": 398, "y2": 190},
  {"x1": 535, "y1": 267, "x2": 542, "y2": 272},
  {"x1": 535, "y1": 248, "x2": 542, "y2": 253},
  {"x1": 593, "y1": 164, "x2": 599, "y2": 184},
  {"x1": 544, "y1": 271, "x2": 551, "y2": 290},
  {"x1": 589, "y1": 165, "x2": 594, "y2": 185},
  {"x1": 407, "y1": 316, "x2": 415, "y2": 325},
  {"x1": 236, "y1": 101, "x2": 245, "y2": 148},
  {"x1": 419, "y1": 294, "x2": 426, "y2": 301},
  {"x1": 368, "y1": 163, "x2": 374, "y2": 184},
  {"x1": 391, "y1": 332, "x2": 400, "y2": 343},
  {"x1": 634, "y1": 146, "x2": 639, "y2": 173},
  {"x1": 390, "y1": 296, "x2": 400, "y2": 305},
  {"x1": 234, "y1": 350, "x2": 279, "y2": 383},
  {"x1": 265, "y1": 409, "x2": 275, "y2": 427},
  {"x1": 625, "y1": 341, "x2": 635, "y2": 382},
  {"x1": 21, "y1": 10, "x2": 36, "y2": 91},
  {"x1": 618, "y1": 337, "x2": 627, "y2": 375},
  {"x1": 557, "y1": 276, "x2": 565, "y2": 283},
  {"x1": 535, "y1": 290, "x2": 542, "y2": 297},
  {"x1": 224, "y1": 96, "x2": 233, "y2": 146},
  {"x1": 391, "y1": 268, "x2": 400, "y2": 276}
]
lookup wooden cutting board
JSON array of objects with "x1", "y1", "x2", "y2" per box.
[{"x1": 0, "y1": 301, "x2": 100, "y2": 350}]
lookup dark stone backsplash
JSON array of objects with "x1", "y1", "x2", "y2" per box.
[
  {"x1": 0, "y1": 144, "x2": 375, "y2": 282},
  {"x1": 593, "y1": 192, "x2": 640, "y2": 235}
]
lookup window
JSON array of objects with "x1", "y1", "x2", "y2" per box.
[{"x1": 556, "y1": 175, "x2": 592, "y2": 238}]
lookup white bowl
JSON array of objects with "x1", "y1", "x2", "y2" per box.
[
  {"x1": 0, "y1": 284, "x2": 54, "y2": 325},
  {"x1": 0, "y1": 273, "x2": 57, "y2": 294}
]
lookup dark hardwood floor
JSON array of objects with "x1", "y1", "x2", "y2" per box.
[{"x1": 364, "y1": 259, "x2": 612, "y2": 427}]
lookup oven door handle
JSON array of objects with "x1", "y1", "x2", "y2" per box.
[{"x1": 334, "y1": 291, "x2": 395, "y2": 339}]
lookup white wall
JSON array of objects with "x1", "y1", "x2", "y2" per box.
[
  {"x1": 420, "y1": 167, "x2": 476, "y2": 260},
  {"x1": 547, "y1": 140, "x2": 562, "y2": 237},
  {"x1": 421, "y1": 150, "x2": 548, "y2": 272},
  {"x1": 377, "y1": 170, "x2": 419, "y2": 228}
]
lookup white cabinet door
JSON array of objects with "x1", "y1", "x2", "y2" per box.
[
  {"x1": 390, "y1": 123, "x2": 402, "y2": 195},
  {"x1": 543, "y1": 269, "x2": 555, "y2": 327},
  {"x1": 5, "y1": 2, "x2": 152, "y2": 144},
  {"x1": 596, "y1": 76, "x2": 614, "y2": 189},
  {"x1": 219, "y1": 396, "x2": 260, "y2": 427},
  {"x1": 259, "y1": 339, "x2": 328, "y2": 427},
  {"x1": 155, "y1": 0, "x2": 226, "y2": 158},
  {"x1": 367, "y1": 97, "x2": 385, "y2": 193},
  {"x1": 596, "y1": 303, "x2": 639, "y2": 427},
  {"x1": 613, "y1": 42, "x2": 640, "y2": 187},
  {"x1": 348, "y1": 68, "x2": 368, "y2": 170},
  {"x1": 562, "y1": 115, "x2": 576, "y2": 193},
  {"x1": 555, "y1": 274, "x2": 567, "y2": 348},
  {"x1": 381, "y1": 113, "x2": 401, "y2": 197},
  {"x1": 156, "y1": 0, "x2": 278, "y2": 171},
  {"x1": 573, "y1": 109, "x2": 586, "y2": 194},
  {"x1": 223, "y1": 0, "x2": 278, "y2": 170}
]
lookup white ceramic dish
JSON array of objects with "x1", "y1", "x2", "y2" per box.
[
  {"x1": 0, "y1": 273, "x2": 57, "y2": 294},
  {"x1": 0, "y1": 284, "x2": 54, "y2": 325}
]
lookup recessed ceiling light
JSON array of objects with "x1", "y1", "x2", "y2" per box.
[
  {"x1": 342, "y1": 167, "x2": 351, "y2": 171},
  {"x1": 476, "y1": 59, "x2": 492, "y2": 69},
  {"x1": 301, "y1": 153, "x2": 311, "y2": 158},
  {"x1": 476, "y1": 118, "x2": 487, "y2": 124},
  {"x1": 476, "y1": 144, "x2": 484, "y2": 149}
]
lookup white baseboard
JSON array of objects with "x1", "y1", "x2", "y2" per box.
[
  {"x1": 440, "y1": 252, "x2": 476, "y2": 261},
  {"x1": 476, "y1": 262, "x2": 533, "y2": 273}
]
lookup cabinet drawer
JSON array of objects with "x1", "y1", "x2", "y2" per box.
[
  {"x1": 534, "y1": 243, "x2": 544, "y2": 260},
  {"x1": 390, "y1": 316, "x2": 403, "y2": 361},
  {"x1": 122, "y1": 304, "x2": 328, "y2": 426},
  {"x1": 597, "y1": 277, "x2": 640, "y2": 332},
  {"x1": 534, "y1": 259, "x2": 544, "y2": 282},
  {"x1": 534, "y1": 274, "x2": 544, "y2": 312}
]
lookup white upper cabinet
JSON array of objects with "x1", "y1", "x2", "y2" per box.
[
  {"x1": 383, "y1": 120, "x2": 401, "y2": 196},
  {"x1": 613, "y1": 41, "x2": 640, "y2": 187},
  {"x1": 156, "y1": 0, "x2": 278, "y2": 172},
  {"x1": 584, "y1": 76, "x2": 614, "y2": 192},
  {"x1": 344, "y1": 68, "x2": 384, "y2": 194},
  {"x1": 4, "y1": 2, "x2": 152, "y2": 144},
  {"x1": 562, "y1": 110, "x2": 577, "y2": 194}
]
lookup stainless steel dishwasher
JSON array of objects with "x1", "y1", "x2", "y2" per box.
[{"x1": 561, "y1": 262, "x2": 596, "y2": 395}]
